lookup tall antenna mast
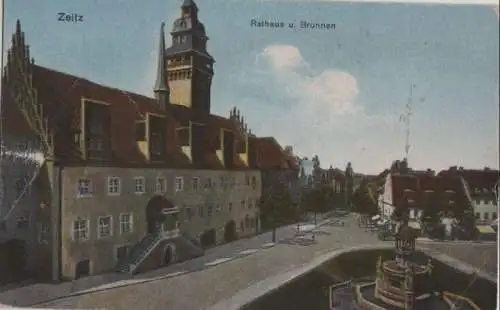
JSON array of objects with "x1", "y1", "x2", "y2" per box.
[{"x1": 400, "y1": 84, "x2": 414, "y2": 163}]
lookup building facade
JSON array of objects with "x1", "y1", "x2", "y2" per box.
[
  {"x1": 438, "y1": 167, "x2": 499, "y2": 224},
  {"x1": 1, "y1": 1, "x2": 269, "y2": 281},
  {"x1": 378, "y1": 172, "x2": 472, "y2": 222}
]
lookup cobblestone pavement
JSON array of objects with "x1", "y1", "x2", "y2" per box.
[
  {"x1": 3, "y1": 214, "x2": 496, "y2": 310},
  {"x1": 0, "y1": 217, "x2": 331, "y2": 308},
  {"x1": 33, "y1": 216, "x2": 385, "y2": 310}
]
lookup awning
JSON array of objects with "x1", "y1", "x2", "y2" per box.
[
  {"x1": 372, "y1": 215, "x2": 380, "y2": 221},
  {"x1": 408, "y1": 221, "x2": 421, "y2": 230},
  {"x1": 477, "y1": 225, "x2": 496, "y2": 234}
]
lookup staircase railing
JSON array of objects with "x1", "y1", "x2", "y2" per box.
[
  {"x1": 128, "y1": 229, "x2": 182, "y2": 274},
  {"x1": 128, "y1": 233, "x2": 162, "y2": 274}
]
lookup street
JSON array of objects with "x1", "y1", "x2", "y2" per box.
[{"x1": 0, "y1": 213, "x2": 496, "y2": 310}]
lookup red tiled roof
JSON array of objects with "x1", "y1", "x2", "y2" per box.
[
  {"x1": 389, "y1": 173, "x2": 470, "y2": 212},
  {"x1": 438, "y1": 168, "x2": 499, "y2": 194},
  {"x1": 254, "y1": 137, "x2": 298, "y2": 170},
  {"x1": 3, "y1": 63, "x2": 254, "y2": 170}
]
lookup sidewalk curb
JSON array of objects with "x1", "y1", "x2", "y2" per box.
[{"x1": 6, "y1": 216, "x2": 340, "y2": 308}]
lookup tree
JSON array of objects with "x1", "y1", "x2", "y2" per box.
[
  {"x1": 259, "y1": 190, "x2": 294, "y2": 242},
  {"x1": 351, "y1": 179, "x2": 378, "y2": 215}
]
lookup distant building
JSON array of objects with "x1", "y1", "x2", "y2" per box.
[
  {"x1": 438, "y1": 167, "x2": 499, "y2": 224},
  {"x1": 255, "y1": 138, "x2": 300, "y2": 206},
  {"x1": 378, "y1": 172, "x2": 472, "y2": 222}
]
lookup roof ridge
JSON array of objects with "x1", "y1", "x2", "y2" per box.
[{"x1": 34, "y1": 64, "x2": 156, "y2": 102}]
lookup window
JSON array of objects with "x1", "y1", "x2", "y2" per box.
[
  {"x1": 240, "y1": 220, "x2": 245, "y2": 232},
  {"x1": 207, "y1": 204, "x2": 213, "y2": 217},
  {"x1": 98, "y1": 216, "x2": 113, "y2": 238},
  {"x1": 16, "y1": 213, "x2": 30, "y2": 229},
  {"x1": 150, "y1": 132, "x2": 164, "y2": 156},
  {"x1": 134, "y1": 177, "x2": 146, "y2": 194},
  {"x1": 120, "y1": 213, "x2": 133, "y2": 234},
  {"x1": 39, "y1": 223, "x2": 50, "y2": 244},
  {"x1": 245, "y1": 175, "x2": 250, "y2": 186},
  {"x1": 107, "y1": 177, "x2": 121, "y2": 195},
  {"x1": 475, "y1": 212, "x2": 480, "y2": 219},
  {"x1": 72, "y1": 218, "x2": 89, "y2": 241},
  {"x1": 198, "y1": 205, "x2": 204, "y2": 217},
  {"x1": 192, "y1": 177, "x2": 200, "y2": 191},
  {"x1": 252, "y1": 176, "x2": 257, "y2": 189},
  {"x1": 475, "y1": 199, "x2": 481, "y2": 205},
  {"x1": 484, "y1": 212, "x2": 489, "y2": 220},
  {"x1": 231, "y1": 177, "x2": 236, "y2": 188},
  {"x1": 228, "y1": 202, "x2": 233, "y2": 213},
  {"x1": 205, "y1": 177, "x2": 212, "y2": 189},
  {"x1": 156, "y1": 177, "x2": 167, "y2": 194},
  {"x1": 175, "y1": 177, "x2": 184, "y2": 192},
  {"x1": 0, "y1": 220, "x2": 6, "y2": 232},
  {"x1": 184, "y1": 207, "x2": 194, "y2": 221},
  {"x1": 216, "y1": 204, "x2": 222, "y2": 213},
  {"x1": 248, "y1": 199, "x2": 253, "y2": 209},
  {"x1": 219, "y1": 176, "x2": 226, "y2": 190},
  {"x1": 241, "y1": 199, "x2": 246, "y2": 209},
  {"x1": 493, "y1": 212, "x2": 498, "y2": 220},
  {"x1": 77, "y1": 178, "x2": 92, "y2": 197}
]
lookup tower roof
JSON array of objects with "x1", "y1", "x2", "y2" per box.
[
  {"x1": 181, "y1": 0, "x2": 198, "y2": 9},
  {"x1": 153, "y1": 22, "x2": 169, "y2": 93}
]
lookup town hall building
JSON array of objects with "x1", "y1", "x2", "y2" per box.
[{"x1": 0, "y1": 0, "x2": 294, "y2": 282}]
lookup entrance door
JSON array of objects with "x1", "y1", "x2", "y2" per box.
[
  {"x1": 116, "y1": 246, "x2": 129, "y2": 262},
  {"x1": 224, "y1": 221, "x2": 237, "y2": 242},
  {"x1": 75, "y1": 259, "x2": 90, "y2": 279},
  {"x1": 163, "y1": 245, "x2": 176, "y2": 266}
]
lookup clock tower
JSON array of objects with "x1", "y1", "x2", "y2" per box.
[{"x1": 164, "y1": 0, "x2": 214, "y2": 114}]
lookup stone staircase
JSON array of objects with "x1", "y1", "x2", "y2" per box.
[
  {"x1": 172, "y1": 233, "x2": 204, "y2": 261},
  {"x1": 116, "y1": 233, "x2": 160, "y2": 273},
  {"x1": 116, "y1": 232, "x2": 204, "y2": 274}
]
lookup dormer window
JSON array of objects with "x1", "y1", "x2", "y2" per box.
[
  {"x1": 148, "y1": 114, "x2": 166, "y2": 161},
  {"x1": 83, "y1": 99, "x2": 111, "y2": 160}
]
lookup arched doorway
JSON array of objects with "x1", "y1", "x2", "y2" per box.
[
  {"x1": 224, "y1": 221, "x2": 237, "y2": 242},
  {"x1": 162, "y1": 244, "x2": 176, "y2": 266},
  {"x1": 75, "y1": 259, "x2": 90, "y2": 279},
  {"x1": 200, "y1": 229, "x2": 216, "y2": 247},
  {"x1": 146, "y1": 196, "x2": 176, "y2": 234}
]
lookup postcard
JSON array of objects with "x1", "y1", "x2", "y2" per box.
[{"x1": 0, "y1": 1, "x2": 498, "y2": 310}]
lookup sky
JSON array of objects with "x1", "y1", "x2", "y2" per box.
[{"x1": 2, "y1": 0, "x2": 499, "y2": 174}]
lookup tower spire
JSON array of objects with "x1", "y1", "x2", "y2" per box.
[{"x1": 153, "y1": 22, "x2": 169, "y2": 109}]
